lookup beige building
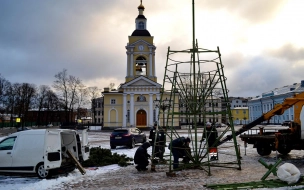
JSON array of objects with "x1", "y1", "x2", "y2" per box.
[{"x1": 102, "y1": 2, "x2": 178, "y2": 129}]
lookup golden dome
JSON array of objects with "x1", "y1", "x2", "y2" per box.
[{"x1": 138, "y1": 0, "x2": 145, "y2": 9}]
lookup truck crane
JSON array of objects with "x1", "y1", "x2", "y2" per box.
[{"x1": 218, "y1": 92, "x2": 304, "y2": 156}]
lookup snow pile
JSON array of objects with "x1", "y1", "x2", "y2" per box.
[{"x1": 0, "y1": 165, "x2": 121, "y2": 190}]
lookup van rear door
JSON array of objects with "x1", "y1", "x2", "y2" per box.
[
  {"x1": 81, "y1": 129, "x2": 90, "y2": 161},
  {"x1": 44, "y1": 130, "x2": 62, "y2": 170}
]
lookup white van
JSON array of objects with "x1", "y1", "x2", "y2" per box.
[{"x1": 0, "y1": 129, "x2": 89, "y2": 179}]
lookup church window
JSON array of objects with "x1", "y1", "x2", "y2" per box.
[
  {"x1": 110, "y1": 99, "x2": 116, "y2": 104},
  {"x1": 137, "y1": 95, "x2": 146, "y2": 102},
  {"x1": 127, "y1": 110, "x2": 130, "y2": 122},
  {"x1": 138, "y1": 22, "x2": 144, "y2": 29},
  {"x1": 135, "y1": 56, "x2": 147, "y2": 76}
]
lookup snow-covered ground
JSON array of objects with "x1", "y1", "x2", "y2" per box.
[
  {"x1": 1, "y1": 126, "x2": 304, "y2": 190},
  {"x1": 0, "y1": 130, "x2": 150, "y2": 190}
]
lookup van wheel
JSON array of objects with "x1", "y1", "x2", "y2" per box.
[{"x1": 36, "y1": 162, "x2": 52, "y2": 179}]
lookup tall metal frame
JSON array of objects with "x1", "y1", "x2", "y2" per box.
[{"x1": 152, "y1": 0, "x2": 241, "y2": 176}]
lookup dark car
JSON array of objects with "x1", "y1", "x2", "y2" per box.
[
  {"x1": 110, "y1": 128, "x2": 147, "y2": 149},
  {"x1": 282, "y1": 120, "x2": 292, "y2": 126}
]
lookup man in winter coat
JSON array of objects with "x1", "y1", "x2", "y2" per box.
[
  {"x1": 168, "y1": 137, "x2": 191, "y2": 169},
  {"x1": 149, "y1": 124, "x2": 160, "y2": 158},
  {"x1": 134, "y1": 142, "x2": 151, "y2": 171},
  {"x1": 201, "y1": 122, "x2": 218, "y2": 160},
  {"x1": 202, "y1": 122, "x2": 218, "y2": 148},
  {"x1": 149, "y1": 124, "x2": 165, "y2": 162}
]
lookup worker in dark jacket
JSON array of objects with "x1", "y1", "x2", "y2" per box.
[
  {"x1": 202, "y1": 122, "x2": 218, "y2": 147},
  {"x1": 149, "y1": 124, "x2": 165, "y2": 162},
  {"x1": 134, "y1": 142, "x2": 151, "y2": 171},
  {"x1": 201, "y1": 122, "x2": 218, "y2": 160},
  {"x1": 149, "y1": 124, "x2": 160, "y2": 158},
  {"x1": 168, "y1": 137, "x2": 191, "y2": 169}
]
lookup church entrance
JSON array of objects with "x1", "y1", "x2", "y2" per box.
[{"x1": 136, "y1": 110, "x2": 147, "y2": 126}]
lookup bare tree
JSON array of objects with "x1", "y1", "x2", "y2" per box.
[
  {"x1": 53, "y1": 69, "x2": 83, "y2": 123},
  {"x1": 5, "y1": 83, "x2": 18, "y2": 126},
  {"x1": 67, "y1": 75, "x2": 83, "y2": 122},
  {"x1": 0, "y1": 75, "x2": 11, "y2": 126},
  {"x1": 109, "y1": 83, "x2": 115, "y2": 90},
  {"x1": 87, "y1": 86, "x2": 101, "y2": 124},
  {"x1": 75, "y1": 84, "x2": 88, "y2": 120},
  {"x1": 87, "y1": 86, "x2": 100, "y2": 101},
  {"x1": 35, "y1": 85, "x2": 61, "y2": 126},
  {"x1": 35, "y1": 85, "x2": 49, "y2": 126},
  {"x1": 0, "y1": 74, "x2": 10, "y2": 112},
  {"x1": 14, "y1": 83, "x2": 36, "y2": 128}
]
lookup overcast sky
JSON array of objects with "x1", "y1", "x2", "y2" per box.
[{"x1": 1, "y1": 0, "x2": 304, "y2": 97}]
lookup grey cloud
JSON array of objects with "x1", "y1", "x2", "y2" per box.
[
  {"x1": 224, "y1": 54, "x2": 302, "y2": 97},
  {"x1": 0, "y1": 0, "x2": 302, "y2": 99},
  {"x1": 266, "y1": 44, "x2": 304, "y2": 62},
  {"x1": 0, "y1": 0, "x2": 133, "y2": 86},
  {"x1": 197, "y1": 0, "x2": 287, "y2": 23}
]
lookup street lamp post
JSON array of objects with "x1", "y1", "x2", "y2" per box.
[
  {"x1": 153, "y1": 97, "x2": 172, "y2": 165},
  {"x1": 153, "y1": 97, "x2": 172, "y2": 129}
]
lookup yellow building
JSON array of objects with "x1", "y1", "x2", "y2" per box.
[
  {"x1": 102, "y1": 1, "x2": 178, "y2": 129},
  {"x1": 231, "y1": 107, "x2": 249, "y2": 125}
]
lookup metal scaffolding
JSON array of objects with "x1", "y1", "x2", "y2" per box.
[{"x1": 151, "y1": 0, "x2": 241, "y2": 176}]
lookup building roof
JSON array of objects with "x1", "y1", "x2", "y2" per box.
[
  {"x1": 136, "y1": 15, "x2": 146, "y2": 19},
  {"x1": 232, "y1": 107, "x2": 248, "y2": 110},
  {"x1": 251, "y1": 80, "x2": 304, "y2": 100},
  {"x1": 131, "y1": 29, "x2": 151, "y2": 36}
]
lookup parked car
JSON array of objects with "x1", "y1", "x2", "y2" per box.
[
  {"x1": 110, "y1": 128, "x2": 146, "y2": 149},
  {"x1": 0, "y1": 129, "x2": 89, "y2": 179},
  {"x1": 282, "y1": 120, "x2": 292, "y2": 126},
  {"x1": 17, "y1": 127, "x2": 32, "y2": 132},
  {"x1": 46, "y1": 124, "x2": 53, "y2": 127}
]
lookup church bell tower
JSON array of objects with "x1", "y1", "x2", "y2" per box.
[{"x1": 125, "y1": 0, "x2": 157, "y2": 83}]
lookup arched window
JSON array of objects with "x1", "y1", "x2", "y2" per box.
[
  {"x1": 135, "y1": 56, "x2": 147, "y2": 76},
  {"x1": 137, "y1": 95, "x2": 146, "y2": 102},
  {"x1": 138, "y1": 22, "x2": 145, "y2": 29}
]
